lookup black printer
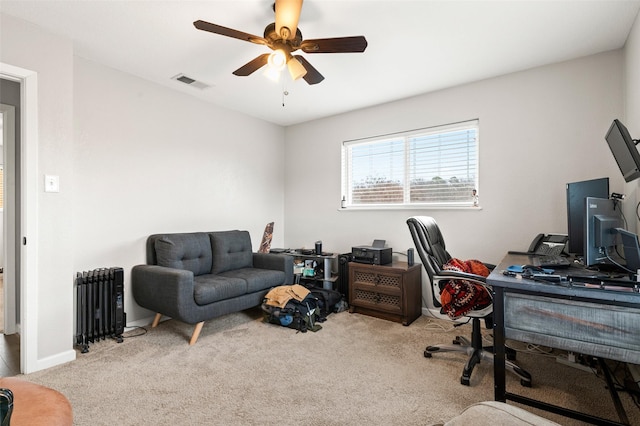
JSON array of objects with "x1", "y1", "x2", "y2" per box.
[{"x1": 352, "y1": 240, "x2": 392, "y2": 265}]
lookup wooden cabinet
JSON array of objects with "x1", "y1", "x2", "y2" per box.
[{"x1": 348, "y1": 261, "x2": 422, "y2": 325}]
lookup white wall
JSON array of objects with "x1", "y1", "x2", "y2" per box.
[
  {"x1": 0, "y1": 13, "x2": 75, "y2": 367},
  {"x1": 73, "y1": 57, "x2": 286, "y2": 324},
  {"x1": 284, "y1": 51, "x2": 626, "y2": 268},
  {"x1": 626, "y1": 12, "x2": 640, "y2": 214}
]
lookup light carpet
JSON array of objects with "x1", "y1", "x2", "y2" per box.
[{"x1": 20, "y1": 308, "x2": 640, "y2": 425}]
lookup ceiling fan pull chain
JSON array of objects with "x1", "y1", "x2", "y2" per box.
[{"x1": 282, "y1": 82, "x2": 289, "y2": 107}]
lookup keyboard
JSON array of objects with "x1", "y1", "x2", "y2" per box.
[{"x1": 532, "y1": 255, "x2": 572, "y2": 268}]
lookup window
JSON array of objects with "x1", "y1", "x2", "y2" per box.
[
  {"x1": 0, "y1": 166, "x2": 3, "y2": 210},
  {"x1": 342, "y1": 120, "x2": 479, "y2": 208}
]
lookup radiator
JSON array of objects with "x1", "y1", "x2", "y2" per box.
[{"x1": 75, "y1": 267, "x2": 125, "y2": 353}]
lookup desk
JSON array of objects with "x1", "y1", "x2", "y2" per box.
[{"x1": 488, "y1": 253, "x2": 640, "y2": 425}]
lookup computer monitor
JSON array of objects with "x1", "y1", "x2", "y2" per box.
[
  {"x1": 566, "y1": 177, "x2": 609, "y2": 255},
  {"x1": 583, "y1": 197, "x2": 624, "y2": 267},
  {"x1": 605, "y1": 119, "x2": 640, "y2": 183}
]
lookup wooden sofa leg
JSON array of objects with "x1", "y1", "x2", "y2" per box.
[
  {"x1": 152, "y1": 313, "x2": 162, "y2": 328},
  {"x1": 190, "y1": 322, "x2": 205, "y2": 345}
]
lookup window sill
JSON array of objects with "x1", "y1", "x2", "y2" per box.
[{"x1": 338, "y1": 205, "x2": 482, "y2": 211}]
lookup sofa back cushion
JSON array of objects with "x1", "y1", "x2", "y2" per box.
[
  {"x1": 209, "y1": 230, "x2": 253, "y2": 274},
  {"x1": 154, "y1": 233, "x2": 213, "y2": 276}
]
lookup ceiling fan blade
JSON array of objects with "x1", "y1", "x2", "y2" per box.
[
  {"x1": 293, "y1": 55, "x2": 324, "y2": 85},
  {"x1": 233, "y1": 54, "x2": 270, "y2": 76},
  {"x1": 275, "y1": 0, "x2": 303, "y2": 40},
  {"x1": 300, "y1": 36, "x2": 368, "y2": 53},
  {"x1": 193, "y1": 20, "x2": 266, "y2": 46}
]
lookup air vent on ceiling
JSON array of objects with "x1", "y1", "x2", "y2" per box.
[{"x1": 171, "y1": 73, "x2": 211, "y2": 90}]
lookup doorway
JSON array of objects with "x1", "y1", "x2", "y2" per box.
[
  {"x1": 1, "y1": 62, "x2": 39, "y2": 374},
  {"x1": 1, "y1": 102, "x2": 20, "y2": 375},
  {"x1": 0, "y1": 102, "x2": 17, "y2": 335}
]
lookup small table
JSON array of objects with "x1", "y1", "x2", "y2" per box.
[
  {"x1": 488, "y1": 253, "x2": 640, "y2": 425},
  {"x1": 278, "y1": 249, "x2": 339, "y2": 290}
]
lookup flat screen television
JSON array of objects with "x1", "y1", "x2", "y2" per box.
[
  {"x1": 605, "y1": 119, "x2": 640, "y2": 182},
  {"x1": 566, "y1": 177, "x2": 609, "y2": 255},
  {"x1": 583, "y1": 197, "x2": 624, "y2": 267}
]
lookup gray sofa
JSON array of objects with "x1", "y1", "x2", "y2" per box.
[{"x1": 132, "y1": 230, "x2": 293, "y2": 344}]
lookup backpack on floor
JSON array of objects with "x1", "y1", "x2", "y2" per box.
[
  {"x1": 262, "y1": 293, "x2": 322, "y2": 332},
  {"x1": 305, "y1": 285, "x2": 344, "y2": 319}
]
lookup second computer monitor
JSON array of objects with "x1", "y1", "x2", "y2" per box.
[
  {"x1": 583, "y1": 197, "x2": 624, "y2": 267},
  {"x1": 566, "y1": 177, "x2": 609, "y2": 255}
]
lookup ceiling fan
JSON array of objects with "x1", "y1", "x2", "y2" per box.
[{"x1": 193, "y1": 0, "x2": 368, "y2": 85}]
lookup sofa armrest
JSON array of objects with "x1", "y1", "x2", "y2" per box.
[
  {"x1": 253, "y1": 253, "x2": 294, "y2": 284},
  {"x1": 131, "y1": 265, "x2": 196, "y2": 321}
]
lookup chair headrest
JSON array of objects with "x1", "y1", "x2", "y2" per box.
[{"x1": 407, "y1": 216, "x2": 452, "y2": 272}]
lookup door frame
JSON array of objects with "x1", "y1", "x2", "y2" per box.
[{"x1": 0, "y1": 62, "x2": 39, "y2": 374}]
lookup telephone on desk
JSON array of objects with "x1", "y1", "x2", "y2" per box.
[
  {"x1": 528, "y1": 233, "x2": 568, "y2": 256},
  {"x1": 509, "y1": 234, "x2": 571, "y2": 268}
]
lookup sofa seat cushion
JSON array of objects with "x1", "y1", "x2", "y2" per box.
[
  {"x1": 193, "y1": 275, "x2": 248, "y2": 305},
  {"x1": 219, "y1": 268, "x2": 286, "y2": 293},
  {"x1": 210, "y1": 230, "x2": 253, "y2": 274},
  {"x1": 155, "y1": 233, "x2": 212, "y2": 276}
]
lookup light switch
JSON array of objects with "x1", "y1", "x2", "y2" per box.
[{"x1": 45, "y1": 175, "x2": 60, "y2": 193}]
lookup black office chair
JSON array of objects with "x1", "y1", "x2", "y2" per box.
[{"x1": 407, "y1": 216, "x2": 531, "y2": 386}]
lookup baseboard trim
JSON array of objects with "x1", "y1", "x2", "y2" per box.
[
  {"x1": 125, "y1": 314, "x2": 169, "y2": 329},
  {"x1": 30, "y1": 349, "x2": 76, "y2": 374}
]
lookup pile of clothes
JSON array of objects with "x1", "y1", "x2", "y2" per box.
[{"x1": 439, "y1": 258, "x2": 492, "y2": 319}]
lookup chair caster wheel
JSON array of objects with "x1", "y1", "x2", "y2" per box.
[
  {"x1": 521, "y1": 379, "x2": 532, "y2": 387},
  {"x1": 424, "y1": 351, "x2": 432, "y2": 358},
  {"x1": 460, "y1": 377, "x2": 470, "y2": 386},
  {"x1": 453, "y1": 337, "x2": 461, "y2": 345}
]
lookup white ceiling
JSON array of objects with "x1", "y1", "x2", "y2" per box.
[{"x1": 2, "y1": 1, "x2": 640, "y2": 126}]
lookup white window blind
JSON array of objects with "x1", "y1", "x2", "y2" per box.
[{"x1": 342, "y1": 120, "x2": 479, "y2": 208}]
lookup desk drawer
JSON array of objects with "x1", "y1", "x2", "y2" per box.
[{"x1": 504, "y1": 293, "x2": 640, "y2": 364}]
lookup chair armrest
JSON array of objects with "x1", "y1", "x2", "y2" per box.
[
  {"x1": 131, "y1": 265, "x2": 195, "y2": 319},
  {"x1": 253, "y1": 253, "x2": 294, "y2": 284},
  {"x1": 435, "y1": 270, "x2": 488, "y2": 283}
]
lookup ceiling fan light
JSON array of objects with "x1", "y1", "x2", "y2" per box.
[
  {"x1": 287, "y1": 57, "x2": 307, "y2": 80},
  {"x1": 268, "y1": 49, "x2": 287, "y2": 70},
  {"x1": 263, "y1": 66, "x2": 281, "y2": 82},
  {"x1": 275, "y1": 0, "x2": 302, "y2": 40}
]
